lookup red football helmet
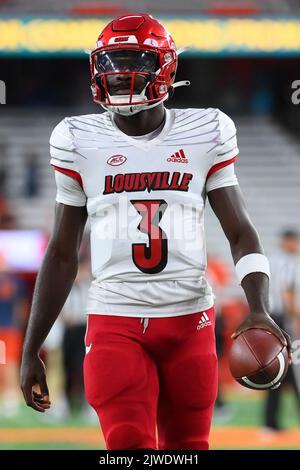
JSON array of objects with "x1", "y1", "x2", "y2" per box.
[{"x1": 89, "y1": 13, "x2": 189, "y2": 115}]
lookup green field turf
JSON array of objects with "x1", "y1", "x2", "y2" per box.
[
  {"x1": 213, "y1": 389, "x2": 300, "y2": 428},
  {"x1": 0, "y1": 390, "x2": 299, "y2": 450},
  {"x1": 0, "y1": 442, "x2": 98, "y2": 450},
  {"x1": 2, "y1": 390, "x2": 298, "y2": 428}
]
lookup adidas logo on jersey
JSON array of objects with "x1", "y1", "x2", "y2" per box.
[
  {"x1": 197, "y1": 312, "x2": 212, "y2": 330},
  {"x1": 167, "y1": 149, "x2": 188, "y2": 164}
]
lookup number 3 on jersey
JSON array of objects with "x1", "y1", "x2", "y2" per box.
[{"x1": 130, "y1": 199, "x2": 168, "y2": 274}]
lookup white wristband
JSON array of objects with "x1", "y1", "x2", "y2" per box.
[{"x1": 235, "y1": 253, "x2": 270, "y2": 285}]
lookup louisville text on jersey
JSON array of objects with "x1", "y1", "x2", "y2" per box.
[{"x1": 103, "y1": 171, "x2": 193, "y2": 194}]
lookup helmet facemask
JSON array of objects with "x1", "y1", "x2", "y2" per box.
[{"x1": 91, "y1": 47, "x2": 174, "y2": 115}]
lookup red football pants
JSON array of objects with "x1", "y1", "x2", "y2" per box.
[{"x1": 83, "y1": 306, "x2": 217, "y2": 450}]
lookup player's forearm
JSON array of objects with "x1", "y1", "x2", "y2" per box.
[
  {"x1": 240, "y1": 272, "x2": 270, "y2": 315},
  {"x1": 22, "y1": 246, "x2": 78, "y2": 357},
  {"x1": 229, "y1": 225, "x2": 270, "y2": 315}
]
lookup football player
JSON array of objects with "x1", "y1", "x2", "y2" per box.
[{"x1": 20, "y1": 13, "x2": 290, "y2": 450}]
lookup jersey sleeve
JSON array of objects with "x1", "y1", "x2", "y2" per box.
[
  {"x1": 206, "y1": 162, "x2": 238, "y2": 193},
  {"x1": 55, "y1": 171, "x2": 87, "y2": 206},
  {"x1": 206, "y1": 109, "x2": 239, "y2": 182},
  {"x1": 50, "y1": 118, "x2": 87, "y2": 206}
]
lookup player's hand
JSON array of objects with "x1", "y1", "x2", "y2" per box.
[
  {"x1": 20, "y1": 354, "x2": 51, "y2": 412},
  {"x1": 231, "y1": 312, "x2": 292, "y2": 362}
]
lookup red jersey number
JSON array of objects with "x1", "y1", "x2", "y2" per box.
[{"x1": 130, "y1": 199, "x2": 168, "y2": 274}]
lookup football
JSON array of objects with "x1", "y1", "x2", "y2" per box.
[{"x1": 229, "y1": 328, "x2": 289, "y2": 390}]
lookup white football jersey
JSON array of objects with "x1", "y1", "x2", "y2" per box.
[{"x1": 50, "y1": 107, "x2": 239, "y2": 317}]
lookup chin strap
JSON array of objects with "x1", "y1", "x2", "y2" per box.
[
  {"x1": 170, "y1": 47, "x2": 191, "y2": 92},
  {"x1": 177, "y1": 47, "x2": 190, "y2": 56},
  {"x1": 172, "y1": 80, "x2": 191, "y2": 89},
  {"x1": 101, "y1": 93, "x2": 170, "y2": 116},
  {"x1": 101, "y1": 81, "x2": 190, "y2": 116}
]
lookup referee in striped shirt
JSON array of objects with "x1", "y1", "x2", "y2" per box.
[{"x1": 264, "y1": 229, "x2": 300, "y2": 432}]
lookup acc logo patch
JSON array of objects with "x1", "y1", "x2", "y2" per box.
[{"x1": 107, "y1": 155, "x2": 127, "y2": 166}]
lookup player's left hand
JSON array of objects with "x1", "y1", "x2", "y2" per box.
[{"x1": 231, "y1": 312, "x2": 292, "y2": 362}]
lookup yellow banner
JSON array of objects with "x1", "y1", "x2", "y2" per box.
[{"x1": 0, "y1": 18, "x2": 300, "y2": 54}]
